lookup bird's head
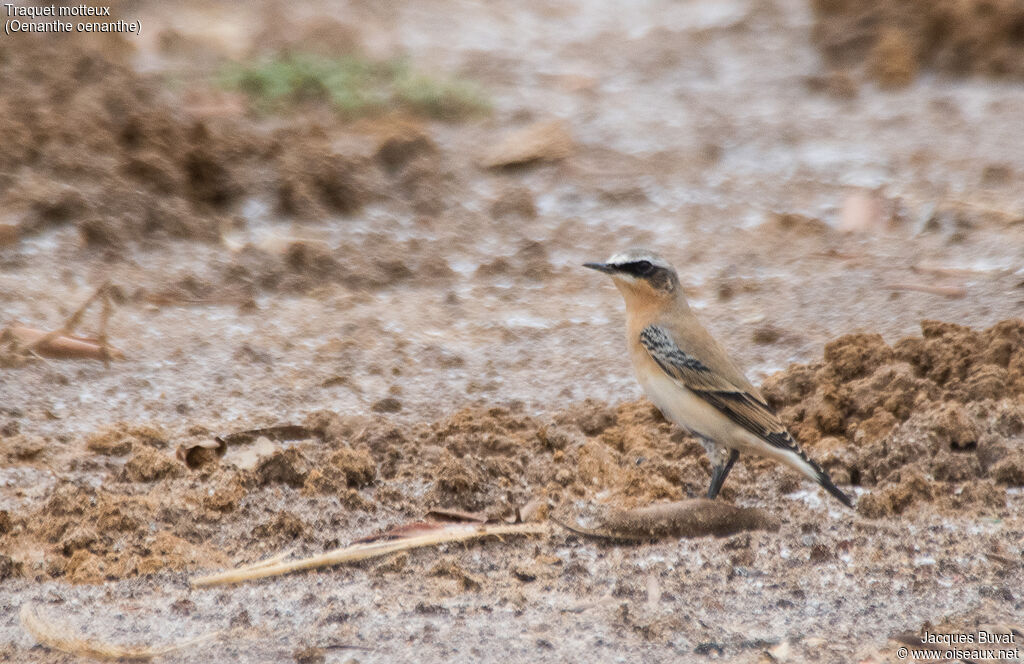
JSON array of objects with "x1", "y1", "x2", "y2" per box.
[{"x1": 584, "y1": 248, "x2": 680, "y2": 304}]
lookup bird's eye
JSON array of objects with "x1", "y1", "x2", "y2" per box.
[{"x1": 632, "y1": 260, "x2": 654, "y2": 275}]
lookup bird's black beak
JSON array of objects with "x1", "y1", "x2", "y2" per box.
[{"x1": 583, "y1": 262, "x2": 616, "y2": 274}]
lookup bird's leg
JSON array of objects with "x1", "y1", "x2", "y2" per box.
[{"x1": 706, "y1": 448, "x2": 739, "y2": 499}]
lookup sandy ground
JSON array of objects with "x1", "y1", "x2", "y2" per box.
[{"x1": 1, "y1": 0, "x2": 1023, "y2": 662}]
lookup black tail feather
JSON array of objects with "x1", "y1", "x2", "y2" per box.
[{"x1": 817, "y1": 471, "x2": 854, "y2": 508}]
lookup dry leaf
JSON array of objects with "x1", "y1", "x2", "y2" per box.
[
  {"x1": 839, "y1": 191, "x2": 885, "y2": 233},
  {"x1": 176, "y1": 424, "x2": 318, "y2": 472},
  {"x1": 175, "y1": 438, "x2": 227, "y2": 469},
  {"x1": 556, "y1": 498, "x2": 780, "y2": 540},
  {"x1": 224, "y1": 436, "x2": 278, "y2": 471}
]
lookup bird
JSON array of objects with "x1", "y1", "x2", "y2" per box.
[{"x1": 584, "y1": 248, "x2": 853, "y2": 508}]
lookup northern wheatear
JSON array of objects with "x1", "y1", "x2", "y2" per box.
[{"x1": 585, "y1": 248, "x2": 852, "y2": 508}]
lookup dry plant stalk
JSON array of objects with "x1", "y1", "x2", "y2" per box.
[
  {"x1": 1, "y1": 281, "x2": 123, "y2": 364},
  {"x1": 886, "y1": 282, "x2": 967, "y2": 298},
  {"x1": 4, "y1": 326, "x2": 124, "y2": 361},
  {"x1": 911, "y1": 262, "x2": 993, "y2": 278},
  {"x1": 191, "y1": 522, "x2": 546, "y2": 588},
  {"x1": 19, "y1": 604, "x2": 219, "y2": 661}
]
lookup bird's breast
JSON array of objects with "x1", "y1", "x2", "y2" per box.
[{"x1": 631, "y1": 350, "x2": 735, "y2": 443}]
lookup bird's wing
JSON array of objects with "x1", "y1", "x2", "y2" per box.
[
  {"x1": 639, "y1": 324, "x2": 853, "y2": 507},
  {"x1": 639, "y1": 324, "x2": 798, "y2": 452}
]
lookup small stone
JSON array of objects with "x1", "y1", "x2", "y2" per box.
[{"x1": 371, "y1": 397, "x2": 403, "y2": 413}]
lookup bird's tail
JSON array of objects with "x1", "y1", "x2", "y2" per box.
[
  {"x1": 815, "y1": 468, "x2": 853, "y2": 508},
  {"x1": 763, "y1": 431, "x2": 854, "y2": 508}
]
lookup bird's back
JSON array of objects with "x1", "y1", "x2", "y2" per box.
[{"x1": 630, "y1": 299, "x2": 760, "y2": 398}]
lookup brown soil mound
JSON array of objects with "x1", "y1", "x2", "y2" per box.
[
  {"x1": 762, "y1": 318, "x2": 1024, "y2": 516},
  {"x1": 220, "y1": 234, "x2": 456, "y2": 296},
  {"x1": 18, "y1": 482, "x2": 227, "y2": 584},
  {"x1": 812, "y1": 0, "x2": 1024, "y2": 86},
  {"x1": 0, "y1": 36, "x2": 468, "y2": 303},
  {"x1": 1, "y1": 36, "x2": 243, "y2": 244},
  {"x1": 0, "y1": 36, "x2": 416, "y2": 248}
]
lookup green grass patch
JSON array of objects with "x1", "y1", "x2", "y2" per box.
[{"x1": 219, "y1": 54, "x2": 491, "y2": 120}]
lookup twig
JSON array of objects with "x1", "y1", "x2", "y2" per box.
[
  {"x1": 20, "y1": 604, "x2": 220, "y2": 661},
  {"x1": 911, "y1": 263, "x2": 993, "y2": 278},
  {"x1": 3, "y1": 281, "x2": 123, "y2": 363},
  {"x1": 810, "y1": 249, "x2": 862, "y2": 260},
  {"x1": 28, "y1": 281, "x2": 111, "y2": 354},
  {"x1": 6, "y1": 326, "x2": 125, "y2": 361},
  {"x1": 191, "y1": 522, "x2": 547, "y2": 588},
  {"x1": 886, "y1": 283, "x2": 967, "y2": 298},
  {"x1": 27, "y1": 348, "x2": 55, "y2": 367},
  {"x1": 98, "y1": 284, "x2": 113, "y2": 367}
]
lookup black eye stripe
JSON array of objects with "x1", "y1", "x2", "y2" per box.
[{"x1": 616, "y1": 260, "x2": 657, "y2": 277}]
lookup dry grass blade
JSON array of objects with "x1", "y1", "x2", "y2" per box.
[
  {"x1": 886, "y1": 282, "x2": 967, "y2": 298},
  {"x1": 20, "y1": 604, "x2": 220, "y2": 661},
  {"x1": 424, "y1": 508, "x2": 488, "y2": 523},
  {"x1": 911, "y1": 262, "x2": 995, "y2": 278},
  {"x1": 191, "y1": 522, "x2": 547, "y2": 588}
]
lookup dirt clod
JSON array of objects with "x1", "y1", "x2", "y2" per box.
[
  {"x1": 762, "y1": 318, "x2": 1024, "y2": 513},
  {"x1": 317, "y1": 447, "x2": 377, "y2": 489},
  {"x1": 120, "y1": 446, "x2": 184, "y2": 483},
  {"x1": 253, "y1": 448, "x2": 311, "y2": 488},
  {"x1": 293, "y1": 646, "x2": 326, "y2": 664},
  {"x1": 86, "y1": 423, "x2": 168, "y2": 456},
  {"x1": 371, "y1": 397, "x2": 403, "y2": 413},
  {"x1": 813, "y1": 0, "x2": 1024, "y2": 84},
  {"x1": 481, "y1": 120, "x2": 573, "y2": 168},
  {"x1": 490, "y1": 186, "x2": 538, "y2": 219},
  {"x1": 276, "y1": 142, "x2": 370, "y2": 218}
]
